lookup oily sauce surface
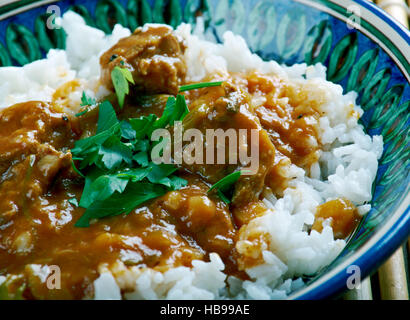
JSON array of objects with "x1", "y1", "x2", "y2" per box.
[
  {"x1": 0, "y1": 100, "x2": 240, "y2": 299},
  {"x1": 0, "y1": 26, "x2": 361, "y2": 299},
  {"x1": 0, "y1": 75, "x2": 361, "y2": 299}
]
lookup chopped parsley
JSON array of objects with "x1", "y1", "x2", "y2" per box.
[
  {"x1": 80, "y1": 91, "x2": 96, "y2": 107},
  {"x1": 71, "y1": 97, "x2": 190, "y2": 227},
  {"x1": 179, "y1": 81, "x2": 224, "y2": 92},
  {"x1": 75, "y1": 91, "x2": 97, "y2": 117},
  {"x1": 208, "y1": 170, "x2": 242, "y2": 204},
  {"x1": 68, "y1": 198, "x2": 79, "y2": 207},
  {"x1": 111, "y1": 66, "x2": 135, "y2": 108},
  {"x1": 71, "y1": 79, "x2": 237, "y2": 226}
]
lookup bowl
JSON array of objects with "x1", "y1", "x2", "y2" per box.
[{"x1": 0, "y1": 0, "x2": 408, "y2": 300}]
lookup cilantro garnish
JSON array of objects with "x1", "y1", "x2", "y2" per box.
[
  {"x1": 71, "y1": 98, "x2": 190, "y2": 227},
  {"x1": 111, "y1": 66, "x2": 135, "y2": 108},
  {"x1": 71, "y1": 159, "x2": 85, "y2": 178},
  {"x1": 71, "y1": 79, "x2": 231, "y2": 226},
  {"x1": 75, "y1": 92, "x2": 96, "y2": 117},
  {"x1": 153, "y1": 95, "x2": 189, "y2": 130},
  {"x1": 81, "y1": 91, "x2": 96, "y2": 107},
  {"x1": 75, "y1": 183, "x2": 166, "y2": 228},
  {"x1": 179, "y1": 81, "x2": 224, "y2": 92},
  {"x1": 68, "y1": 198, "x2": 79, "y2": 207},
  {"x1": 208, "y1": 170, "x2": 242, "y2": 204}
]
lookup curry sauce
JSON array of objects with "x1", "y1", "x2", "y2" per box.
[{"x1": 0, "y1": 25, "x2": 361, "y2": 299}]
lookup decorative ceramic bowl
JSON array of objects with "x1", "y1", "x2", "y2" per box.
[{"x1": 0, "y1": 0, "x2": 408, "y2": 300}]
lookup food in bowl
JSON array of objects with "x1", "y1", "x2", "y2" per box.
[{"x1": 0, "y1": 11, "x2": 383, "y2": 300}]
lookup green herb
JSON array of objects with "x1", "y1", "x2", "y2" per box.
[
  {"x1": 75, "y1": 110, "x2": 88, "y2": 117},
  {"x1": 129, "y1": 114, "x2": 157, "y2": 139},
  {"x1": 116, "y1": 168, "x2": 151, "y2": 182},
  {"x1": 179, "y1": 81, "x2": 224, "y2": 92},
  {"x1": 176, "y1": 94, "x2": 190, "y2": 121},
  {"x1": 71, "y1": 97, "x2": 189, "y2": 227},
  {"x1": 75, "y1": 183, "x2": 166, "y2": 228},
  {"x1": 133, "y1": 151, "x2": 149, "y2": 167},
  {"x1": 97, "y1": 101, "x2": 119, "y2": 133},
  {"x1": 75, "y1": 92, "x2": 96, "y2": 117},
  {"x1": 0, "y1": 275, "x2": 26, "y2": 300},
  {"x1": 111, "y1": 66, "x2": 135, "y2": 108},
  {"x1": 78, "y1": 168, "x2": 104, "y2": 208},
  {"x1": 81, "y1": 174, "x2": 129, "y2": 207},
  {"x1": 68, "y1": 198, "x2": 79, "y2": 207},
  {"x1": 153, "y1": 94, "x2": 189, "y2": 129},
  {"x1": 98, "y1": 136, "x2": 133, "y2": 170},
  {"x1": 71, "y1": 101, "x2": 127, "y2": 171},
  {"x1": 146, "y1": 163, "x2": 178, "y2": 187},
  {"x1": 216, "y1": 190, "x2": 231, "y2": 204},
  {"x1": 71, "y1": 159, "x2": 85, "y2": 178},
  {"x1": 120, "y1": 120, "x2": 136, "y2": 140},
  {"x1": 80, "y1": 91, "x2": 96, "y2": 107},
  {"x1": 208, "y1": 170, "x2": 242, "y2": 204}
]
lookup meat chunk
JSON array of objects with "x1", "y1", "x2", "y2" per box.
[
  {"x1": 100, "y1": 25, "x2": 187, "y2": 96},
  {"x1": 182, "y1": 82, "x2": 276, "y2": 209},
  {"x1": 0, "y1": 101, "x2": 76, "y2": 224}
]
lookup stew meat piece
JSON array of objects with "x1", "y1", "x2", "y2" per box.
[
  {"x1": 100, "y1": 25, "x2": 187, "y2": 96},
  {"x1": 0, "y1": 101, "x2": 75, "y2": 225}
]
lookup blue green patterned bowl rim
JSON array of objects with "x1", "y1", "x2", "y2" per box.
[
  {"x1": 288, "y1": 0, "x2": 410, "y2": 300},
  {"x1": 0, "y1": 0, "x2": 408, "y2": 300},
  {"x1": 271, "y1": 0, "x2": 410, "y2": 300}
]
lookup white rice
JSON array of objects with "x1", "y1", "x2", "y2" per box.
[{"x1": 0, "y1": 12, "x2": 383, "y2": 300}]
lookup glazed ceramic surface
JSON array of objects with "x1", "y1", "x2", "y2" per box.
[{"x1": 0, "y1": 0, "x2": 408, "y2": 299}]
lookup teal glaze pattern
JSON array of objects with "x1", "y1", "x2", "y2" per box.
[{"x1": 0, "y1": 0, "x2": 408, "y2": 299}]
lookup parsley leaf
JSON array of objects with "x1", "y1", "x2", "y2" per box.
[
  {"x1": 176, "y1": 94, "x2": 190, "y2": 122},
  {"x1": 79, "y1": 168, "x2": 104, "y2": 208},
  {"x1": 72, "y1": 93, "x2": 190, "y2": 227},
  {"x1": 86, "y1": 174, "x2": 129, "y2": 205},
  {"x1": 97, "y1": 101, "x2": 119, "y2": 134},
  {"x1": 208, "y1": 170, "x2": 242, "y2": 204},
  {"x1": 72, "y1": 102, "x2": 124, "y2": 171},
  {"x1": 168, "y1": 176, "x2": 189, "y2": 190},
  {"x1": 154, "y1": 94, "x2": 189, "y2": 129},
  {"x1": 116, "y1": 168, "x2": 151, "y2": 182},
  {"x1": 120, "y1": 120, "x2": 136, "y2": 140},
  {"x1": 154, "y1": 96, "x2": 176, "y2": 129},
  {"x1": 129, "y1": 114, "x2": 158, "y2": 139},
  {"x1": 75, "y1": 183, "x2": 167, "y2": 228},
  {"x1": 133, "y1": 151, "x2": 149, "y2": 167},
  {"x1": 71, "y1": 159, "x2": 85, "y2": 178},
  {"x1": 146, "y1": 163, "x2": 179, "y2": 188},
  {"x1": 179, "y1": 81, "x2": 224, "y2": 92},
  {"x1": 68, "y1": 198, "x2": 79, "y2": 207},
  {"x1": 75, "y1": 92, "x2": 97, "y2": 117},
  {"x1": 98, "y1": 136, "x2": 133, "y2": 170},
  {"x1": 71, "y1": 124, "x2": 121, "y2": 160},
  {"x1": 111, "y1": 66, "x2": 135, "y2": 108},
  {"x1": 80, "y1": 91, "x2": 96, "y2": 107}
]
